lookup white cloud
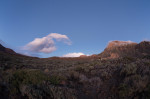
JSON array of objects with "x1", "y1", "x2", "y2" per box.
[
  {"x1": 48, "y1": 33, "x2": 71, "y2": 45},
  {"x1": 23, "y1": 33, "x2": 71, "y2": 53},
  {"x1": 62, "y1": 52, "x2": 85, "y2": 57}
]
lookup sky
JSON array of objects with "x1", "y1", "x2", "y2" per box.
[{"x1": 0, "y1": 0, "x2": 150, "y2": 58}]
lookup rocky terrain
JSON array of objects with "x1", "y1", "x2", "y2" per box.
[{"x1": 0, "y1": 41, "x2": 150, "y2": 99}]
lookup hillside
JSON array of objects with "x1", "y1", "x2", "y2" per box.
[
  {"x1": 0, "y1": 41, "x2": 150, "y2": 99},
  {"x1": 0, "y1": 44, "x2": 16, "y2": 54}
]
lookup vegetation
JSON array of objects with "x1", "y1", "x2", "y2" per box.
[
  {"x1": 0, "y1": 41, "x2": 150, "y2": 99},
  {"x1": 9, "y1": 69, "x2": 53, "y2": 95}
]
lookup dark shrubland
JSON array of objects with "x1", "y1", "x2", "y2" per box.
[{"x1": 0, "y1": 41, "x2": 150, "y2": 99}]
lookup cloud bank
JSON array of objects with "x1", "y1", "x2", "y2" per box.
[
  {"x1": 23, "y1": 33, "x2": 71, "y2": 53},
  {"x1": 63, "y1": 52, "x2": 85, "y2": 57}
]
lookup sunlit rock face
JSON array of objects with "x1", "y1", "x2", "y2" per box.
[
  {"x1": 80, "y1": 55, "x2": 88, "y2": 57},
  {"x1": 106, "y1": 41, "x2": 137, "y2": 49},
  {"x1": 99, "y1": 41, "x2": 150, "y2": 59}
]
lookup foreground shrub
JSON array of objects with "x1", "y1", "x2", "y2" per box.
[
  {"x1": 9, "y1": 69, "x2": 60, "y2": 95},
  {"x1": 75, "y1": 66, "x2": 84, "y2": 72},
  {"x1": 49, "y1": 75, "x2": 60, "y2": 85}
]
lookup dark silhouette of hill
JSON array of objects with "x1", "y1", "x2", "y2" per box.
[{"x1": 0, "y1": 44, "x2": 16, "y2": 54}]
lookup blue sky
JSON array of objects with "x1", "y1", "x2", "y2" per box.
[{"x1": 0, "y1": 0, "x2": 150, "y2": 57}]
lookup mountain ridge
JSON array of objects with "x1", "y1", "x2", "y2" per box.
[{"x1": 1, "y1": 40, "x2": 150, "y2": 59}]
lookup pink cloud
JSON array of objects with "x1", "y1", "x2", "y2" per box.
[
  {"x1": 62, "y1": 52, "x2": 85, "y2": 57},
  {"x1": 23, "y1": 33, "x2": 71, "y2": 53}
]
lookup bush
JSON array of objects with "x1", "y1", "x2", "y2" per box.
[
  {"x1": 143, "y1": 55, "x2": 150, "y2": 59},
  {"x1": 123, "y1": 56, "x2": 135, "y2": 62},
  {"x1": 145, "y1": 85, "x2": 150, "y2": 98},
  {"x1": 10, "y1": 69, "x2": 49, "y2": 85},
  {"x1": 49, "y1": 75, "x2": 60, "y2": 85},
  {"x1": 9, "y1": 69, "x2": 60, "y2": 95},
  {"x1": 118, "y1": 84, "x2": 129, "y2": 98},
  {"x1": 120, "y1": 63, "x2": 137, "y2": 76},
  {"x1": 100, "y1": 71, "x2": 110, "y2": 80},
  {"x1": 75, "y1": 66, "x2": 84, "y2": 72}
]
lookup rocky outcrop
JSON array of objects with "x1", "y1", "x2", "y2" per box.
[
  {"x1": 106, "y1": 41, "x2": 137, "y2": 49},
  {"x1": 136, "y1": 41, "x2": 150, "y2": 54},
  {"x1": 80, "y1": 55, "x2": 88, "y2": 58},
  {"x1": 99, "y1": 41, "x2": 150, "y2": 59}
]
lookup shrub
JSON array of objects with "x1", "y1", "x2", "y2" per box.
[
  {"x1": 120, "y1": 63, "x2": 137, "y2": 76},
  {"x1": 145, "y1": 85, "x2": 150, "y2": 98},
  {"x1": 143, "y1": 55, "x2": 150, "y2": 59},
  {"x1": 90, "y1": 70, "x2": 97, "y2": 76},
  {"x1": 123, "y1": 56, "x2": 135, "y2": 62},
  {"x1": 75, "y1": 66, "x2": 84, "y2": 72},
  {"x1": 143, "y1": 62, "x2": 150, "y2": 66},
  {"x1": 49, "y1": 75, "x2": 60, "y2": 85},
  {"x1": 100, "y1": 71, "x2": 110, "y2": 80},
  {"x1": 9, "y1": 69, "x2": 60, "y2": 95},
  {"x1": 118, "y1": 84, "x2": 129, "y2": 98},
  {"x1": 10, "y1": 70, "x2": 49, "y2": 85}
]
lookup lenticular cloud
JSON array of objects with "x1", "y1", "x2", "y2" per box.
[{"x1": 23, "y1": 33, "x2": 71, "y2": 53}]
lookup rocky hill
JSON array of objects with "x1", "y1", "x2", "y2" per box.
[
  {"x1": 0, "y1": 41, "x2": 150, "y2": 99},
  {"x1": 99, "y1": 41, "x2": 150, "y2": 59}
]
